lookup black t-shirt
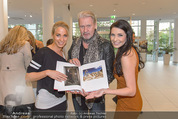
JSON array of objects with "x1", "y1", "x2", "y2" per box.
[
  {"x1": 27, "y1": 47, "x2": 66, "y2": 98},
  {"x1": 79, "y1": 42, "x2": 87, "y2": 65}
]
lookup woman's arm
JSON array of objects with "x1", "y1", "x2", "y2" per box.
[
  {"x1": 86, "y1": 49, "x2": 137, "y2": 99},
  {"x1": 26, "y1": 70, "x2": 67, "y2": 82},
  {"x1": 117, "y1": 49, "x2": 137, "y2": 96}
]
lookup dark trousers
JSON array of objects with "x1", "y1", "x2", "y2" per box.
[
  {"x1": 72, "y1": 94, "x2": 105, "y2": 119},
  {"x1": 33, "y1": 101, "x2": 67, "y2": 119},
  {"x1": 0, "y1": 105, "x2": 3, "y2": 113},
  {"x1": 0, "y1": 105, "x2": 3, "y2": 118}
]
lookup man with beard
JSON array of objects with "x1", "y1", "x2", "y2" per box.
[{"x1": 68, "y1": 10, "x2": 115, "y2": 119}]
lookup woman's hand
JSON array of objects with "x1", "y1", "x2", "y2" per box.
[
  {"x1": 67, "y1": 89, "x2": 89, "y2": 97},
  {"x1": 85, "y1": 89, "x2": 106, "y2": 100},
  {"x1": 46, "y1": 70, "x2": 67, "y2": 82},
  {"x1": 69, "y1": 58, "x2": 81, "y2": 66}
]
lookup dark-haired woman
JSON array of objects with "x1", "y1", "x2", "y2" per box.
[{"x1": 86, "y1": 19, "x2": 145, "y2": 118}]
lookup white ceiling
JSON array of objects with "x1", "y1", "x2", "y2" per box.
[{"x1": 8, "y1": 0, "x2": 178, "y2": 24}]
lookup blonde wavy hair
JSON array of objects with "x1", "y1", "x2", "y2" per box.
[
  {"x1": 27, "y1": 30, "x2": 36, "y2": 54},
  {"x1": 0, "y1": 25, "x2": 29, "y2": 54}
]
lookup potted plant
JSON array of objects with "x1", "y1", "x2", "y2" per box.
[{"x1": 160, "y1": 45, "x2": 175, "y2": 65}]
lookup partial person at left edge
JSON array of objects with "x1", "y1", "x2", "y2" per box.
[
  {"x1": 0, "y1": 25, "x2": 35, "y2": 117},
  {"x1": 25, "y1": 21, "x2": 69, "y2": 116}
]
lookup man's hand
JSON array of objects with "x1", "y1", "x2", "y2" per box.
[{"x1": 69, "y1": 58, "x2": 81, "y2": 66}]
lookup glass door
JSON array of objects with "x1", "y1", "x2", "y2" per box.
[{"x1": 147, "y1": 20, "x2": 174, "y2": 62}]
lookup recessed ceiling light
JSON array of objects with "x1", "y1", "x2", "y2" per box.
[
  {"x1": 8, "y1": 16, "x2": 10, "y2": 19},
  {"x1": 25, "y1": 15, "x2": 26, "y2": 17},
  {"x1": 89, "y1": 5, "x2": 93, "y2": 7},
  {"x1": 30, "y1": 15, "x2": 32, "y2": 17},
  {"x1": 132, "y1": 13, "x2": 135, "y2": 16},
  {"x1": 114, "y1": 10, "x2": 116, "y2": 12}
]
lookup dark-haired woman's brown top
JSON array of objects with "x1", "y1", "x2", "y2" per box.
[{"x1": 114, "y1": 48, "x2": 142, "y2": 111}]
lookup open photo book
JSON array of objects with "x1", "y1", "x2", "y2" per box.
[{"x1": 54, "y1": 60, "x2": 109, "y2": 92}]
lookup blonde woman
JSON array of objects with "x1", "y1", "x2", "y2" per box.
[
  {"x1": 0, "y1": 26, "x2": 35, "y2": 115},
  {"x1": 27, "y1": 30, "x2": 44, "y2": 57},
  {"x1": 27, "y1": 30, "x2": 36, "y2": 56},
  {"x1": 26, "y1": 21, "x2": 69, "y2": 113}
]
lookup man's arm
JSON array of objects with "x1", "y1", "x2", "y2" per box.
[{"x1": 103, "y1": 41, "x2": 115, "y2": 84}]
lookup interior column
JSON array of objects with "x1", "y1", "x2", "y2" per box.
[
  {"x1": 61, "y1": 4, "x2": 73, "y2": 59},
  {"x1": 0, "y1": 0, "x2": 8, "y2": 41},
  {"x1": 140, "y1": 19, "x2": 147, "y2": 62},
  {"x1": 42, "y1": 0, "x2": 54, "y2": 45},
  {"x1": 173, "y1": 19, "x2": 178, "y2": 63}
]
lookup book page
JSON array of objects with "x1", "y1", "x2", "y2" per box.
[
  {"x1": 54, "y1": 61, "x2": 82, "y2": 92},
  {"x1": 80, "y1": 60, "x2": 109, "y2": 92}
]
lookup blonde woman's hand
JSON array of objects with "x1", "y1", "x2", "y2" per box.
[{"x1": 46, "y1": 70, "x2": 67, "y2": 82}]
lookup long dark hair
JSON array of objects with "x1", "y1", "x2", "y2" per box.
[{"x1": 110, "y1": 20, "x2": 145, "y2": 76}]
